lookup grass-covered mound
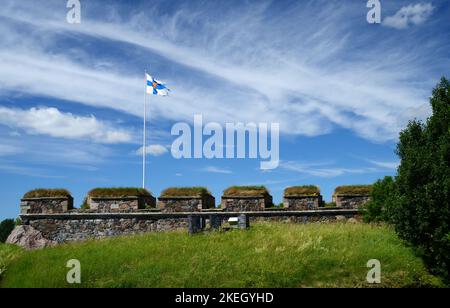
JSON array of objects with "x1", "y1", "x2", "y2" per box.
[
  {"x1": 284, "y1": 186, "x2": 320, "y2": 196},
  {"x1": 87, "y1": 188, "x2": 153, "y2": 198},
  {"x1": 23, "y1": 189, "x2": 71, "y2": 198},
  {"x1": 160, "y1": 187, "x2": 211, "y2": 198},
  {"x1": 0, "y1": 244, "x2": 22, "y2": 280},
  {"x1": 223, "y1": 186, "x2": 270, "y2": 197},
  {"x1": 334, "y1": 185, "x2": 373, "y2": 195},
  {"x1": 0, "y1": 223, "x2": 443, "y2": 288}
]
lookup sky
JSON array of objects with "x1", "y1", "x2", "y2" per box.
[{"x1": 0, "y1": 0, "x2": 449, "y2": 219}]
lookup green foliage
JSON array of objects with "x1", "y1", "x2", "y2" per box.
[
  {"x1": 23, "y1": 189, "x2": 71, "y2": 198},
  {"x1": 0, "y1": 244, "x2": 22, "y2": 280},
  {"x1": 14, "y1": 218, "x2": 22, "y2": 227},
  {"x1": 284, "y1": 185, "x2": 320, "y2": 196},
  {"x1": 160, "y1": 187, "x2": 210, "y2": 197},
  {"x1": 0, "y1": 219, "x2": 15, "y2": 243},
  {"x1": 334, "y1": 185, "x2": 373, "y2": 195},
  {"x1": 362, "y1": 176, "x2": 398, "y2": 223},
  {"x1": 0, "y1": 223, "x2": 442, "y2": 288},
  {"x1": 223, "y1": 186, "x2": 270, "y2": 197},
  {"x1": 80, "y1": 197, "x2": 90, "y2": 210},
  {"x1": 88, "y1": 188, "x2": 152, "y2": 198},
  {"x1": 393, "y1": 77, "x2": 450, "y2": 282},
  {"x1": 325, "y1": 202, "x2": 336, "y2": 208}
]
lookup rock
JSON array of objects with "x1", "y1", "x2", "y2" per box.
[
  {"x1": 335, "y1": 215, "x2": 347, "y2": 222},
  {"x1": 347, "y1": 218, "x2": 358, "y2": 224},
  {"x1": 6, "y1": 226, "x2": 56, "y2": 250}
]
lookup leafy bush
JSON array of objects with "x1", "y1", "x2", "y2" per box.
[
  {"x1": 0, "y1": 219, "x2": 15, "y2": 243},
  {"x1": 88, "y1": 188, "x2": 152, "y2": 198},
  {"x1": 362, "y1": 176, "x2": 398, "y2": 223},
  {"x1": 334, "y1": 185, "x2": 373, "y2": 195},
  {"x1": 80, "y1": 197, "x2": 90, "y2": 209},
  {"x1": 160, "y1": 187, "x2": 210, "y2": 197},
  {"x1": 393, "y1": 77, "x2": 450, "y2": 282},
  {"x1": 23, "y1": 189, "x2": 71, "y2": 198},
  {"x1": 284, "y1": 185, "x2": 320, "y2": 196},
  {"x1": 223, "y1": 186, "x2": 270, "y2": 197},
  {"x1": 325, "y1": 202, "x2": 336, "y2": 208}
]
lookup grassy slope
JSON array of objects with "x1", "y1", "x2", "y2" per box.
[{"x1": 0, "y1": 223, "x2": 443, "y2": 288}]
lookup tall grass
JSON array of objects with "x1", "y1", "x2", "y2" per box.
[{"x1": 0, "y1": 222, "x2": 443, "y2": 288}]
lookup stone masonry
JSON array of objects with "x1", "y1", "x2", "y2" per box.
[
  {"x1": 333, "y1": 195, "x2": 371, "y2": 209},
  {"x1": 221, "y1": 195, "x2": 273, "y2": 211},
  {"x1": 88, "y1": 195, "x2": 156, "y2": 213},
  {"x1": 158, "y1": 195, "x2": 215, "y2": 212},
  {"x1": 283, "y1": 195, "x2": 323, "y2": 210},
  {"x1": 20, "y1": 197, "x2": 73, "y2": 214}
]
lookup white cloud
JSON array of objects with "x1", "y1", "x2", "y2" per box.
[
  {"x1": 0, "y1": 0, "x2": 440, "y2": 143},
  {"x1": 0, "y1": 144, "x2": 23, "y2": 156},
  {"x1": 367, "y1": 159, "x2": 399, "y2": 170},
  {"x1": 280, "y1": 161, "x2": 375, "y2": 178},
  {"x1": 136, "y1": 144, "x2": 168, "y2": 156},
  {"x1": 383, "y1": 3, "x2": 434, "y2": 29},
  {"x1": 0, "y1": 163, "x2": 64, "y2": 178},
  {"x1": 203, "y1": 166, "x2": 233, "y2": 174},
  {"x1": 0, "y1": 106, "x2": 132, "y2": 143}
]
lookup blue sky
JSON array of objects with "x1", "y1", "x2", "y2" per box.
[{"x1": 0, "y1": 0, "x2": 449, "y2": 219}]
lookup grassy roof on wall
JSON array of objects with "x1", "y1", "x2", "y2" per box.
[
  {"x1": 160, "y1": 187, "x2": 211, "y2": 198},
  {"x1": 284, "y1": 186, "x2": 320, "y2": 196},
  {"x1": 223, "y1": 186, "x2": 270, "y2": 197},
  {"x1": 23, "y1": 189, "x2": 72, "y2": 198},
  {"x1": 88, "y1": 188, "x2": 153, "y2": 198},
  {"x1": 334, "y1": 185, "x2": 373, "y2": 196}
]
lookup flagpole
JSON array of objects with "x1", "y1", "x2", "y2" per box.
[{"x1": 143, "y1": 69, "x2": 147, "y2": 189}]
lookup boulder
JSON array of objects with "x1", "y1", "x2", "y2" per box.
[
  {"x1": 6, "y1": 225, "x2": 56, "y2": 250},
  {"x1": 335, "y1": 215, "x2": 347, "y2": 222},
  {"x1": 347, "y1": 218, "x2": 358, "y2": 224}
]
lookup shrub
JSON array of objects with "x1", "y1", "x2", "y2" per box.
[
  {"x1": 88, "y1": 188, "x2": 152, "y2": 198},
  {"x1": 393, "y1": 77, "x2": 450, "y2": 282},
  {"x1": 160, "y1": 187, "x2": 210, "y2": 197},
  {"x1": 23, "y1": 189, "x2": 71, "y2": 198},
  {"x1": 284, "y1": 186, "x2": 320, "y2": 196},
  {"x1": 362, "y1": 176, "x2": 398, "y2": 223},
  {"x1": 325, "y1": 202, "x2": 336, "y2": 208},
  {"x1": 0, "y1": 219, "x2": 15, "y2": 243},
  {"x1": 80, "y1": 197, "x2": 90, "y2": 209},
  {"x1": 223, "y1": 186, "x2": 270, "y2": 197},
  {"x1": 334, "y1": 185, "x2": 373, "y2": 195}
]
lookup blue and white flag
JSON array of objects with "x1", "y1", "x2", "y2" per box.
[{"x1": 146, "y1": 73, "x2": 169, "y2": 96}]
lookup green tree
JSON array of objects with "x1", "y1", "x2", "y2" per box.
[
  {"x1": 363, "y1": 176, "x2": 398, "y2": 223},
  {"x1": 0, "y1": 219, "x2": 15, "y2": 243},
  {"x1": 395, "y1": 77, "x2": 450, "y2": 281}
]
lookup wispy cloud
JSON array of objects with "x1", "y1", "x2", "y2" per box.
[
  {"x1": 383, "y1": 3, "x2": 434, "y2": 30},
  {"x1": 280, "y1": 161, "x2": 376, "y2": 178},
  {"x1": 0, "y1": 0, "x2": 440, "y2": 143},
  {"x1": 0, "y1": 144, "x2": 23, "y2": 156},
  {"x1": 0, "y1": 106, "x2": 132, "y2": 144},
  {"x1": 202, "y1": 166, "x2": 233, "y2": 174},
  {"x1": 0, "y1": 163, "x2": 64, "y2": 178},
  {"x1": 367, "y1": 159, "x2": 399, "y2": 170}
]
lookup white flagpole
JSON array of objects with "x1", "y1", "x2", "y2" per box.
[{"x1": 143, "y1": 70, "x2": 147, "y2": 189}]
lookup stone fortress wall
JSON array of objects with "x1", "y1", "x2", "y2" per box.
[{"x1": 8, "y1": 185, "x2": 370, "y2": 249}]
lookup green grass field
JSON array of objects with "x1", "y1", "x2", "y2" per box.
[{"x1": 0, "y1": 222, "x2": 443, "y2": 288}]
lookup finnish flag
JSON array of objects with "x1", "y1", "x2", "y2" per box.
[{"x1": 146, "y1": 73, "x2": 170, "y2": 96}]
